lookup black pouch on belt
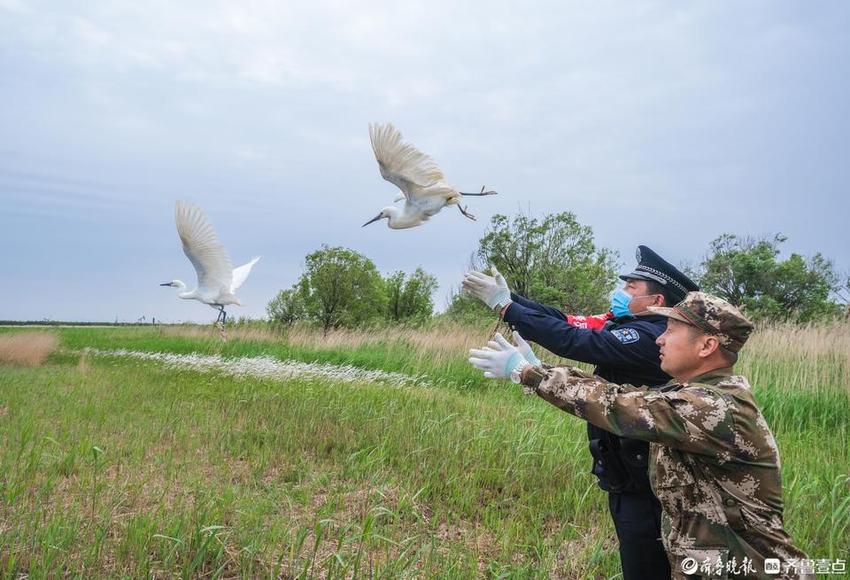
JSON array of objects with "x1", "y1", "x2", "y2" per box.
[{"x1": 589, "y1": 431, "x2": 634, "y2": 493}]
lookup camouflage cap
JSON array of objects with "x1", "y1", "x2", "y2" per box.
[{"x1": 648, "y1": 292, "x2": 754, "y2": 352}]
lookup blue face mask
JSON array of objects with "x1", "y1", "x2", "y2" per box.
[{"x1": 610, "y1": 289, "x2": 634, "y2": 318}]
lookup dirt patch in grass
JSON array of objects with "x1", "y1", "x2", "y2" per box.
[{"x1": 0, "y1": 331, "x2": 58, "y2": 366}]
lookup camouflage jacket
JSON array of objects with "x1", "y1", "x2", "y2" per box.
[{"x1": 520, "y1": 365, "x2": 812, "y2": 579}]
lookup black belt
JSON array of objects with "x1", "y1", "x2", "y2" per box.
[{"x1": 588, "y1": 425, "x2": 651, "y2": 493}]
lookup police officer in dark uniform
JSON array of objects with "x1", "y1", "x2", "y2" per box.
[{"x1": 463, "y1": 246, "x2": 699, "y2": 579}]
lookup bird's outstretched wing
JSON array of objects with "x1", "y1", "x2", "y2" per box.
[
  {"x1": 231, "y1": 256, "x2": 261, "y2": 292},
  {"x1": 369, "y1": 123, "x2": 445, "y2": 199},
  {"x1": 175, "y1": 201, "x2": 233, "y2": 292}
]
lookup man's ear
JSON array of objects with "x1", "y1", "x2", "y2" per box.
[{"x1": 699, "y1": 335, "x2": 721, "y2": 359}]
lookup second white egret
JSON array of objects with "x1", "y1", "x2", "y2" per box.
[
  {"x1": 161, "y1": 201, "x2": 260, "y2": 326},
  {"x1": 363, "y1": 122, "x2": 497, "y2": 229}
]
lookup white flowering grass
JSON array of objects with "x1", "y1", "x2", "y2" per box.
[{"x1": 88, "y1": 348, "x2": 431, "y2": 388}]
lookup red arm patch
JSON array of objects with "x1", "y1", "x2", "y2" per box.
[{"x1": 565, "y1": 312, "x2": 614, "y2": 330}]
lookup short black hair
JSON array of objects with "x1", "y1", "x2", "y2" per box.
[
  {"x1": 645, "y1": 280, "x2": 679, "y2": 308},
  {"x1": 683, "y1": 323, "x2": 739, "y2": 366}
]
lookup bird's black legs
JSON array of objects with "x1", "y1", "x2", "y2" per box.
[
  {"x1": 456, "y1": 185, "x2": 493, "y2": 220},
  {"x1": 458, "y1": 204, "x2": 476, "y2": 221},
  {"x1": 214, "y1": 305, "x2": 228, "y2": 341},
  {"x1": 459, "y1": 185, "x2": 498, "y2": 196}
]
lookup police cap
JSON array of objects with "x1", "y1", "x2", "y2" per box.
[{"x1": 619, "y1": 245, "x2": 699, "y2": 304}]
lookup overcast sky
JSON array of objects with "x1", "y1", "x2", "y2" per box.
[{"x1": 2, "y1": 1, "x2": 848, "y2": 322}]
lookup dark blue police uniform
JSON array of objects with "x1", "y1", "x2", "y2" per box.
[{"x1": 500, "y1": 246, "x2": 698, "y2": 580}]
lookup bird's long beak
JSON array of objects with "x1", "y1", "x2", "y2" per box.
[
  {"x1": 160, "y1": 282, "x2": 172, "y2": 287},
  {"x1": 362, "y1": 214, "x2": 382, "y2": 227}
]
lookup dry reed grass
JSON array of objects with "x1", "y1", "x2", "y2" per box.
[
  {"x1": 747, "y1": 321, "x2": 850, "y2": 360},
  {"x1": 166, "y1": 322, "x2": 500, "y2": 349},
  {"x1": 739, "y1": 321, "x2": 850, "y2": 393},
  {"x1": 0, "y1": 332, "x2": 58, "y2": 366}
]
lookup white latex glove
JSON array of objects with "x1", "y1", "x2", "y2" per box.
[
  {"x1": 512, "y1": 331, "x2": 541, "y2": 366},
  {"x1": 462, "y1": 266, "x2": 511, "y2": 309},
  {"x1": 468, "y1": 333, "x2": 529, "y2": 379}
]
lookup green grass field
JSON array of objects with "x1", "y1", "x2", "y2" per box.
[{"x1": 1, "y1": 324, "x2": 848, "y2": 578}]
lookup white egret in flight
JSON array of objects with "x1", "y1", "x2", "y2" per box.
[
  {"x1": 161, "y1": 201, "x2": 260, "y2": 326},
  {"x1": 364, "y1": 123, "x2": 497, "y2": 229}
]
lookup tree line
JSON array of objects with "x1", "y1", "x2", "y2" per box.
[
  {"x1": 267, "y1": 246, "x2": 438, "y2": 333},
  {"x1": 268, "y1": 211, "x2": 849, "y2": 330}
]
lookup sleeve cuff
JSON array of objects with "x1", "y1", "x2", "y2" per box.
[
  {"x1": 498, "y1": 301, "x2": 513, "y2": 319},
  {"x1": 519, "y1": 365, "x2": 547, "y2": 391}
]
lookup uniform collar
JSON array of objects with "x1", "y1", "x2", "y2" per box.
[
  {"x1": 638, "y1": 313, "x2": 669, "y2": 323},
  {"x1": 682, "y1": 367, "x2": 734, "y2": 386},
  {"x1": 613, "y1": 313, "x2": 667, "y2": 324}
]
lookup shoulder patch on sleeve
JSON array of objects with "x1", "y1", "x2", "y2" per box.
[{"x1": 611, "y1": 328, "x2": 640, "y2": 344}]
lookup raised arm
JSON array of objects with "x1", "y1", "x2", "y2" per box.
[
  {"x1": 502, "y1": 300, "x2": 660, "y2": 371},
  {"x1": 520, "y1": 365, "x2": 736, "y2": 458}
]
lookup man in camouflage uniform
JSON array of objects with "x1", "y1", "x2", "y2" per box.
[{"x1": 469, "y1": 292, "x2": 811, "y2": 579}]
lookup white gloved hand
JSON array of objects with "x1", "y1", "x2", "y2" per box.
[
  {"x1": 512, "y1": 331, "x2": 541, "y2": 366},
  {"x1": 468, "y1": 332, "x2": 529, "y2": 379},
  {"x1": 462, "y1": 266, "x2": 511, "y2": 309}
]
